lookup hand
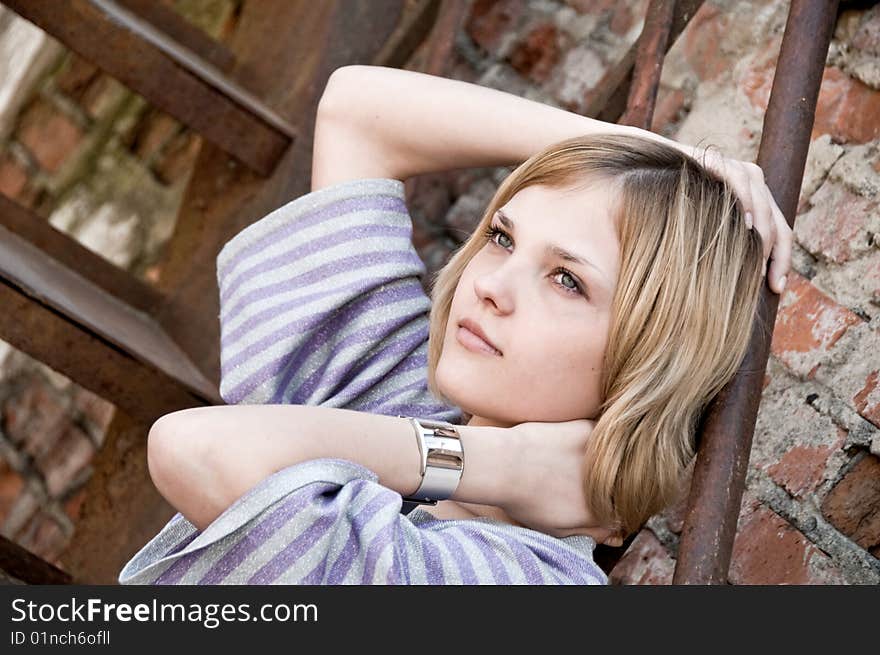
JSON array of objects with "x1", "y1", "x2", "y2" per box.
[
  {"x1": 684, "y1": 145, "x2": 792, "y2": 294},
  {"x1": 502, "y1": 419, "x2": 624, "y2": 546}
]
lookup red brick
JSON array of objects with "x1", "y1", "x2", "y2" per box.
[
  {"x1": 35, "y1": 425, "x2": 95, "y2": 497},
  {"x1": 508, "y1": 22, "x2": 564, "y2": 84},
  {"x1": 813, "y1": 67, "x2": 880, "y2": 144},
  {"x1": 0, "y1": 153, "x2": 29, "y2": 198},
  {"x1": 821, "y1": 454, "x2": 880, "y2": 556},
  {"x1": 72, "y1": 386, "x2": 115, "y2": 438},
  {"x1": 0, "y1": 461, "x2": 25, "y2": 526},
  {"x1": 609, "y1": 530, "x2": 675, "y2": 585},
  {"x1": 729, "y1": 506, "x2": 832, "y2": 584},
  {"x1": 609, "y1": 3, "x2": 635, "y2": 36},
  {"x1": 18, "y1": 512, "x2": 68, "y2": 563},
  {"x1": 1, "y1": 378, "x2": 68, "y2": 457},
  {"x1": 465, "y1": 0, "x2": 525, "y2": 57},
  {"x1": 55, "y1": 54, "x2": 100, "y2": 102},
  {"x1": 650, "y1": 87, "x2": 687, "y2": 133},
  {"x1": 853, "y1": 370, "x2": 880, "y2": 429},
  {"x1": 740, "y1": 48, "x2": 777, "y2": 113},
  {"x1": 128, "y1": 110, "x2": 181, "y2": 162},
  {"x1": 795, "y1": 181, "x2": 878, "y2": 264},
  {"x1": 63, "y1": 487, "x2": 88, "y2": 523},
  {"x1": 152, "y1": 132, "x2": 201, "y2": 185},
  {"x1": 770, "y1": 272, "x2": 863, "y2": 378},
  {"x1": 680, "y1": 3, "x2": 730, "y2": 82},
  {"x1": 16, "y1": 99, "x2": 83, "y2": 173},
  {"x1": 767, "y1": 427, "x2": 846, "y2": 498},
  {"x1": 80, "y1": 75, "x2": 120, "y2": 120}
]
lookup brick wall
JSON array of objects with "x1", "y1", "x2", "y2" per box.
[
  {"x1": 401, "y1": 0, "x2": 880, "y2": 585},
  {"x1": 0, "y1": 0, "x2": 239, "y2": 568}
]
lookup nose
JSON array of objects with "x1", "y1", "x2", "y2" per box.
[{"x1": 473, "y1": 266, "x2": 514, "y2": 314}]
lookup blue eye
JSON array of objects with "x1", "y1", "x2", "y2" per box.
[{"x1": 479, "y1": 223, "x2": 586, "y2": 298}]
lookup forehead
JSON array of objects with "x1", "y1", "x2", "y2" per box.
[{"x1": 499, "y1": 182, "x2": 621, "y2": 280}]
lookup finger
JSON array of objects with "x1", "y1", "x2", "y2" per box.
[
  {"x1": 746, "y1": 165, "x2": 776, "y2": 264},
  {"x1": 765, "y1": 188, "x2": 792, "y2": 293},
  {"x1": 753, "y1": 195, "x2": 777, "y2": 269}
]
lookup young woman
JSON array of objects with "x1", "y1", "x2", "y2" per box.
[{"x1": 119, "y1": 65, "x2": 791, "y2": 585}]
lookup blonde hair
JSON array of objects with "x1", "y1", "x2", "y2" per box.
[{"x1": 426, "y1": 133, "x2": 766, "y2": 537}]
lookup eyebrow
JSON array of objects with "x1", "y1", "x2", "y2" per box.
[{"x1": 494, "y1": 209, "x2": 610, "y2": 284}]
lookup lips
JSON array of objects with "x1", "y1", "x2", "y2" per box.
[{"x1": 458, "y1": 318, "x2": 502, "y2": 355}]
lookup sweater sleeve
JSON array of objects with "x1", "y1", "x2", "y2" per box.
[
  {"x1": 214, "y1": 177, "x2": 461, "y2": 424},
  {"x1": 117, "y1": 458, "x2": 608, "y2": 585}
]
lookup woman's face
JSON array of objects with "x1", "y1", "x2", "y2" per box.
[{"x1": 435, "y1": 181, "x2": 621, "y2": 428}]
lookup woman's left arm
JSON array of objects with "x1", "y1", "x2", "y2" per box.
[{"x1": 147, "y1": 406, "x2": 518, "y2": 532}]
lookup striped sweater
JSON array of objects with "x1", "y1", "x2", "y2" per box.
[{"x1": 118, "y1": 178, "x2": 608, "y2": 585}]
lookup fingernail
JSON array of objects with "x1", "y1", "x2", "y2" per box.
[
  {"x1": 762, "y1": 261, "x2": 766, "y2": 277},
  {"x1": 745, "y1": 212, "x2": 753, "y2": 230}
]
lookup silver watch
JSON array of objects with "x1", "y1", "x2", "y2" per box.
[{"x1": 397, "y1": 416, "x2": 464, "y2": 505}]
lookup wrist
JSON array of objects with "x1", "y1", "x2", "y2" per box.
[{"x1": 453, "y1": 424, "x2": 520, "y2": 508}]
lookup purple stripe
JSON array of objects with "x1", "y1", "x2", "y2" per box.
[
  {"x1": 221, "y1": 274, "x2": 396, "y2": 350},
  {"x1": 460, "y1": 529, "x2": 512, "y2": 584},
  {"x1": 315, "y1": 345, "x2": 430, "y2": 411},
  {"x1": 300, "y1": 556, "x2": 328, "y2": 585},
  {"x1": 420, "y1": 535, "x2": 446, "y2": 584},
  {"x1": 326, "y1": 488, "x2": 397, "y2": 584},
  {"x1": 218, "y1": 194, "x2": 407, "y2": 280},
  {"x1": 221, "y1": 282, "x2": 425, "y2": 404},
  {"x1": 166, "y1": 529, "x2": 200, "y2": 557},
  {"x1": 261, "y1": 283, "x2": 423, "y2": 404},
  {"x1": 220, "y1": 222, "x2": 410, "y2": 304},
  {"x1": 224, "y1": 286, "x2": 423, "y2": 384},
  {"x1": 220, "y1": 249, "x2": 421, "y2": 325},
  {"x1": 488, "y1": 530, "x2": 545, "y2": 584},
  {"x1": 362, "y1": 520, "x2": 396, "y2": 583},
  {"x1": 436, "y1": 530, "x2": 479, "y2": 584},
  {"x1": 247, "y1": 513, "x2": 336, "y2": 584},
  {"x1": 194, "y1": 485, "x2": 326, "y2": 585},
  {"x1": 288, "y1": 320, "x2": 428, "y2": 405},
  {"x1": 370, "y1": 377, "x2": 431, "y2": 408},
  {"x1": 514, "y1": 532, "x2": 606, "y2": 584}
]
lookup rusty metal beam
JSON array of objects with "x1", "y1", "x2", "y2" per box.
[
  {"x1": 372, "y1": 0, "x2": 441, "y2": 68},
  {"x1": 585, "y1": 0, "x2": 704, "y2": 122},
  {"x1": 0, "y1": 217, "x2": 221, "y2": 424},
  {"x1": 592, "y1": 0, "x2": 682, "y2": 577},
  {"x1": 674, "y1": 0, "x2": 840, "y2": 584},
  {"x1": 619, "y1": 0, "x2": 677, "y2": 129},
  {"x1": 0, "y1": 194, "x2": 163, "y2": 315},
  {"x1": 0, "y1": 535, "x2": 74, "y2": 584},
  {"x1": 1, "y1": 0, "x2": 293, "y2": 176},
  {"x1": 60, "y1": 0, "x2": 412, "y2": 584},
  {"x1": 115, "y1": 0, "x2": 236, "y2": 73}
]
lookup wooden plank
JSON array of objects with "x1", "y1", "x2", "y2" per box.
[
  {"x1": 59, "y1": 0, "x2": 412, "y2": 584},
  {"x1": 116, "y1": 0, "x2": 237, "y2": 73},
  {"x1": 2, "y1": 0, "x2": 293, "y2": 176},
  {"x1": 0, "y1": 194, "x2": 163, "y2": 315},
  {"x1": 0, "y1": 535, "x2": 73, "y2": 584}
]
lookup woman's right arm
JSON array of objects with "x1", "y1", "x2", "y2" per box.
[
  {"x1": 312, "y1": 65, "x2": 791, "y2": 294},
  {"x1": 312, "y1": 64, "x2": 671, "y2": 188}
]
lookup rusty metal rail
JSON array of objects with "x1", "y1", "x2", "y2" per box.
[
  {"x1": 0, "y1": 209, "x2": 223, "y2": 423},
  {"x1": 115, "y1": 0, "x2": 237, "y2": 73},
  {"x1": 674, "y1": 0, "x2": 840, "y2": 584},
  {"x1": 1, "y1": 0, "x2": 294, "y2": 176}
]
